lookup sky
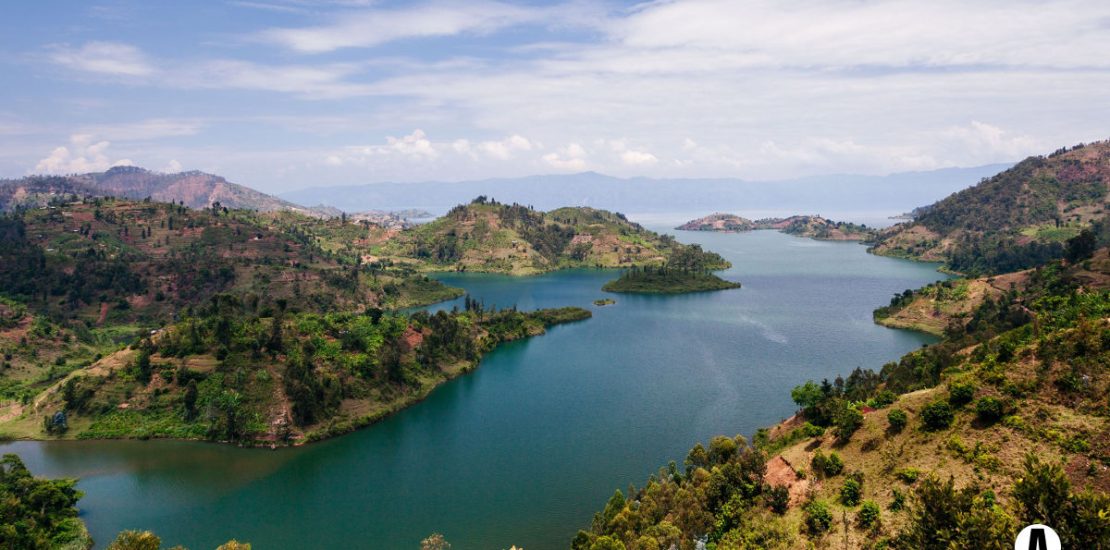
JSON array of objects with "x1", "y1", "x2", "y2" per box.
[{"x1": 1, "y1": 0, "x2": 1108, "y2": 193}]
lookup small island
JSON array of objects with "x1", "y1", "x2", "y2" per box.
[
  {"x1": 602, "y1": 266, "x2": 741, "y2": 294},
  {"x1": 678, "y1": 213, "x2": 877, "y2": 241},
  {"x1": 601, "y1": 245, "x2": 741, "y2": 294},
  {"x1": 593, "y1": 298, "x2": 616, "y2": 306}
]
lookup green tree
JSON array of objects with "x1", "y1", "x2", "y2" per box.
[
  {"x1": 920, "y1": 401, "x2": 953, "y2": 431},
  {"x1": 107, "y1": 531, "x2": 162, "y2": 550},
  {"x1": 887, "y1": 408, "x2": 908, "y2": 432}
]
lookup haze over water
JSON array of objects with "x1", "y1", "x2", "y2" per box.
[{"x1": 3, "y1": 227, "x2": 948, "y2": 549}]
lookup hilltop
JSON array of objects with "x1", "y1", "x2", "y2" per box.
[
  {"x1": 0, "y1": 166, "x2": 324, "y2": 217},
  {"x1": 678, "y1": 213, "x2": 877, "y2": 241},
  {"x1": 364, "y1": 197, "x2": 732, "y2": 276},
  {"x1": 871, "y1": 140, "x2": 1110, "y2": 274},
  {"x1": 576, "y1": 246, "x2": 1110, "y2": 549}
]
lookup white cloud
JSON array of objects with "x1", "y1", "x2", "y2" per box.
[
  {"x1": 941, "y1": 121, "x2": 1041, "y2": 161},
  {"x1": 476, "y1": 135, "x2": 534, "y2": 160},
  {"x1": 162, "y1": 159, "x2": 183, "y2": 173},
  {"x1": 22, "y1": 1, "x2": 1110, "y2": 182},
  {"x1": 256, "y1": 1, "x2": 591, "y2": 53},
  {"x1": 33, "y1": 134, "x2": 134, "y2": 174},
  {"x1": 81, "y1": 119, "x2": 203, "y2": 141},
  {"x1": 620, "y1": 150, "x2": 658, "y2": 166},
  {"x1": 542, "y1": 143, "x2": 588, "y2": 171},
  {"x1": 48, "y1": 42, "x2": 153, "y2": 76}
]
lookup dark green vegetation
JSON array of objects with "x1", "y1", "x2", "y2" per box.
[
  {"x1": 872, "y1": 140, "x2": 1110, "y2": 274},
  {"x1": 7, "y1": 292, "x2": 587, "y2": 445},
  {"x1": 602, "y1": 246, "x2": 740, "y2": 294},
  {"x1": 0, "y1": 197, "x2": 464, "y2": 428},
  {"x1": 368, "y1": 197, "x2": 731, "y2": 276},
  {"x1": 0, "y1": 453, "x2": 90, "y2": 549}
]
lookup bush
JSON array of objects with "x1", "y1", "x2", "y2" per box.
[
  {"x1": 921, "y1": 400, "x2": 954, "y2": 431},
  {"x1": 858, "y1": 500, "x2": 881, "y2": 529},
  {"x1": 768, "y1": 485, "x2": 789, "y2": 515},
  {"x1": 890, "y1": 489, "x2": 906, "y2": 511},
  {"x1": 869, "y1": 389, "x2": 897, "y2": 408},
  {"x1": 975, "y1": 397, "x2": 1004, "y2": 422},
  {"x1": 896, "y1": 468, "x2": 921, "y2": 483},
  {"x1": 841, "y1": 477, "x2": 863, "y2": 506},
  {"x1": 835, "y1": 406, "x2": 864, "y2": 440},
  {"x1": 804, "y1": 500, "x2": 833, "y2": 533},
  {"x1": 811, "y1": 449, "x2": 844, "y2": 477},
  {"x1": 948, "y1": 381, "x2": 976, "y2": 407},
  {"x1": 887, "y1": 409, "x2": 908, "y2": 432}
]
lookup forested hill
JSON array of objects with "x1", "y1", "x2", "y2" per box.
[
  {"x1": 0, "y1": 197, "x2": 466, "y2": 438},
  {"x1": 0, "y1": 166, "x2": 323, "y2": 216},
  {"x1": 367, "y1": 197, "x2": 731, "y2": 275},
  {"x1": 678, "y1": 213, "x2": 877, "y2": 241},
  {"x1": 871, "y1": 140, "x2": 1110, "y2": 274},
  {"x1": 576, "y1": 246, "x2": 1110, "y2": 549}
]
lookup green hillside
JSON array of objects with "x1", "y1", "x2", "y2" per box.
[
  {"x1": 365, "y1": 198, "x2": 731, "y2": 276},
  {"x1": 872, "y1": 141, "x2": 1110, "y2": 274},
  {"x1": 576, "y1": 247, "x2": 1110, "y2": 549}
]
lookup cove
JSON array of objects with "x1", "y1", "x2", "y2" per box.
[{"x1": 1, "y1": 229, "x2": 947, "y2": 549}]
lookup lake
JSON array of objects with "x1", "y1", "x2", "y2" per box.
[{"x1": 2, "y1": 228, "x2": 947, "y2": 549}]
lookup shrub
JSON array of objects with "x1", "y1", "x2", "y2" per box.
[
  {"x1": 804, "y1": 500, "x2": 833, "y2": 533},
  {"x1": 858, "y1": 500, "x2": 881, "y2": 529},
  {"x1": 801, "y1": 422, "x2": 825, "y2": 438},
  {"x1": 896, "y1": 468, "x2": 921, "y2": 483},
  {"x1": 768, "y1": 485, "x2": 789, "y2": 515},
  {"x1": 835, "y1": 406, "x2": 864, "y2": 439},
  {"x1": 811, "y1": 449, "x2": 844, "y2": 477},
  {"x1": 948, "y1": 382, "x2": 976, "y2": 407},
  {"x1": 890, "y1": 489, "x2": 906, "y2": 511},
  {"x1": 975, "y1": 397, "x2": 1004, "y2": 422},
  {"x1": 841, "y1": 477, "x2": 863, "y2": 506},
  {"x1": 869, "y1": 389, "x2": 897, "y2": 408},
  {"x1": 921, "y1": 400, "x2": 954, "y2": 431},
  {"x1": 887, "y1": 409, "x2": 908, "y2": 432}
]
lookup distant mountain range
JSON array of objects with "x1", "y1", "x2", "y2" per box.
[
  {"x1": 0, "y1": 166, "x2": 328, "y2": 216},
  {"x1": 279, "y1": 164, "x2": 1012, "y2": 217}
]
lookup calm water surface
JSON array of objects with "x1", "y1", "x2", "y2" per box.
[{"x1": 2, "y1": 229, "x2": 947, "y2": 549}]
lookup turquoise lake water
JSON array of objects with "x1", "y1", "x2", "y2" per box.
[{"x1": 2, "y1": 228, "x2": 947, "y2": 549}]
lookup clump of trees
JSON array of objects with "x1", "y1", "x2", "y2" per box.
[{"x1": 0, "y1": 454, "x2": 87, "y2": 549}]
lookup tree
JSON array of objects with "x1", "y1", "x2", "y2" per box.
[
  {"x1": 791, "y1": 380, "x2": 824, "y2": 410},
  {"x1": 887, "y1": 409, "x2": 908, "y2": 432},
  {"x1": 107, "y1": 531, "x2": 162, "y2": 550},
  {"x1": 858, "y1": 500, "x2": 881, "y2": 529},
  {"x1": 420, "y1": 533, "x2": 450, "y2": 550},
  {"x1": 974, "y1": 397, "x2": 1003, "y2": 423},
  {"x1": 920, "y1": 400, "x2": 953, "y2": 431},
  {"x1": 834, "y1": 406, "x2": 864, "y2": 439},
  {"x1": 767, "y1": 485, "x2": 789, "y2": 514},
  {"x1": 135, "y1": 349, "x2": 152, "y2": 384},
  {"x1": 804, "y1": 500, "x2": 833, "y2": 533},
  {"x1": 1064, "y1": 229, "x2": 1096, "y2": 263},
  {"x1": 183, "y1": 379, "x2": 198, "y2": 420},
  {"x1": 840, "y1": 477, "x2": 862, "y2": 506}
]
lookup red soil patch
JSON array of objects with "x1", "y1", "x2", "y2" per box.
[{"x1": 764, "y1": 455, "x2": 809, "y2": 507}]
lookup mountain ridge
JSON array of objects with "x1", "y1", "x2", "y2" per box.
[
  {"x1": 278, "y1": 164, "x2": 1013, "y2": 215},
  {"x1": 0, "y1": 166, "x2": 326, "y2": 217}
]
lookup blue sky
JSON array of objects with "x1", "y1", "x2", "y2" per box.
[{"x1": 1, "y1": 0, "x2": 1108, "y2": 192}]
